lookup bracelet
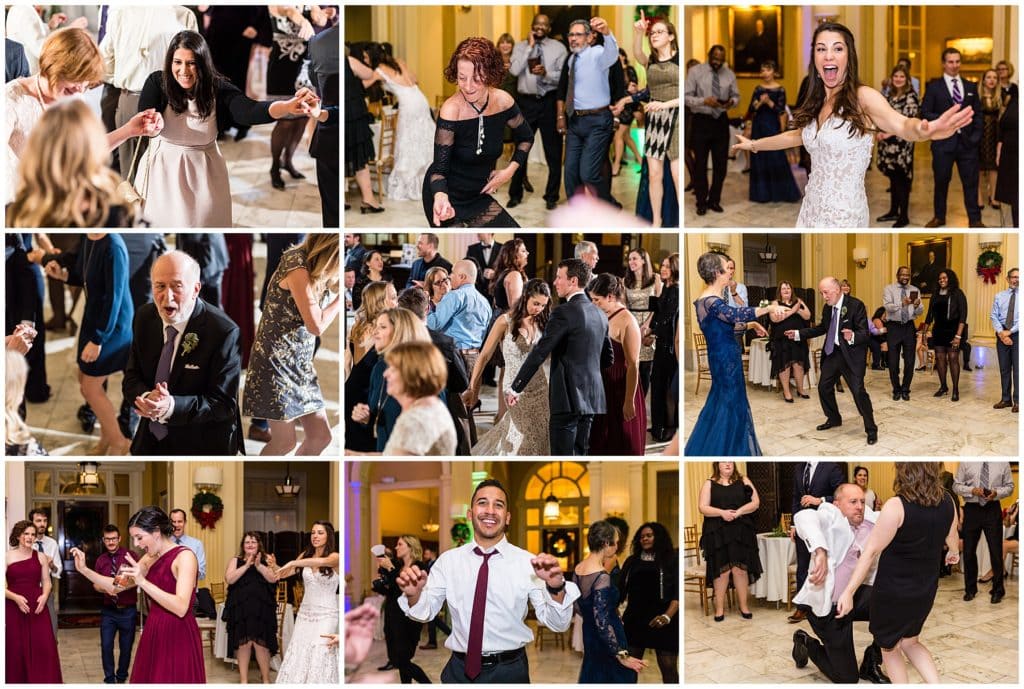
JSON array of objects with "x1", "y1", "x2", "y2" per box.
[
  {"x1": 616, "y1": 649, "x2": 631, "y2": 659},
  {"x1": 546, "y1": 579, "x2": 566, "y2": 595},
  {"x1": 750, "y1": 140, "x2": 757, "y2": 154}
]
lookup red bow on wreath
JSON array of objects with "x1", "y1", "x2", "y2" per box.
[
  {"x1": 191, "y1": 492, "x2": 224, "y2": 529},
  {"x1": 978, "y1": 266, "x2": 1002, "y2": 284},
  {"x1": 977, "y1": 250, "x2": 1003, "y2": 285}
]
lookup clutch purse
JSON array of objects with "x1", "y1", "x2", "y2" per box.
[{"x1": 116, "y1": 136, "x2": 150, "y2": 211}]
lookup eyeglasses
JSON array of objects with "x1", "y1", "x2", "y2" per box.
[
  {"x1": 567, "y1": 32, "x2": 586, "y2": 38},
  {"x1": 435, "y1": 277, "x2": 451, "y2": 285},
  {"x1": 650, "y1": 29, "x2": 668, "y2": 36}
]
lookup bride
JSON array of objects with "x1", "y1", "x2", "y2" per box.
[
  {"x1": 368, "y1": 44, "x2": 435, "y2": 201},
  {"x1": 465, "y1": 279, "x2": 551, "y2": 455},
  {"x1": 731, "y1": 21, "x2": 974, "y2": 228},
  {"x1": 273, "y1": 521, "x2": 339, "y2": 684}
]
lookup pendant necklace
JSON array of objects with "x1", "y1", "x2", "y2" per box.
[{"x1": 462, "y1": 91, "x2": 490, "y2": 155}]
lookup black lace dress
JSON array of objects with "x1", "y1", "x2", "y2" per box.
[
  {"x1": 574, "y1": 570, "x2": 636, "y2": 684},
  {"x1": 699, "y1": 480, "x2": 762, "y2": 584},
  {"x1": 769, "y1": 302, "x2": 810, "y2": 378},
  {"x1": 223, "y1": 557, "x2": 278, "y2": 657},
  {"x1": 422, "y1": 102, "x2": 533, "y2": 227}
]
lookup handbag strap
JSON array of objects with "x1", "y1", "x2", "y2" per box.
[{"x1": 125, "y1": 135, "x2": 144, "y2": 182}]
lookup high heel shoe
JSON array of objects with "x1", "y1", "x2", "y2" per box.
[
  {"x1": 798, "y1": 392, "x2": 810, "y2": 399},
  {"x1": 951, "y1": 388, "x2": 959, "y2": 402},
  {"x1": 933, "y1": 386, "x2": 949, "y2": 397},
  {"x1": 360, "y1": 203, "x2": 385, "y2": 214},
  {"x1": 784, "y1": 395, "x2": 794, "y2": 403},
  {"x1": 714, "y1": 613, "x2": 725, "y2": 622},
  {"x1": 270, "y1": 167, "x2": 285, "y2": 190},
  {"x1": 283, "y1": 164, "x2": 306, "y2": 180},
  {"x1": 740, "y1": 611, "x2": 753, "y2": 619}
]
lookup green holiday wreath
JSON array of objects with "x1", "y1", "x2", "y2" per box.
[
  {"x1": 977, "y1": 249, "x2": 1003, "y2": 284},
  {"x1": 191, "y1": 492, "x2": 223, "y2": 529}
]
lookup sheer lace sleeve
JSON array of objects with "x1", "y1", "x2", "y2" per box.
[
  {"x1": 698, "y1": 296, "x2": 756, "y2": 325},
  {"x1": 506, "y1": 104, "x2": 533, "y2": 167},
  {"x1": 773, "y1": 88, "x2": 787, "y2": 116},
  {"x1": 590, "y1": 573, "x2": 626, "y2": 657},
  {"x1": 428, "y1": 118, "x2": 456, "y2": 196}
]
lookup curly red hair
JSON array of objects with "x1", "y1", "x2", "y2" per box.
[{"x1": 444, "y1": 37, "x2": 505, "y2": 88}]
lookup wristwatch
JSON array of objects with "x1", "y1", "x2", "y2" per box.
[
  {"x1": 545, "y1": 579, "x2": 566, "y2": 595},
  {"x1": 616, "y1": 649, "x2": 631, "y2": 660}
]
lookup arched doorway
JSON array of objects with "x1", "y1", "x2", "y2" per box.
[{"x1": 522, "y1": 461, "x2": 589, "y2": 572}]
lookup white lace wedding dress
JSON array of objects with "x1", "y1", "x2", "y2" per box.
[
  {"x1": 377, "y1": 68, "x2": 435, "y2": 201},
  {"x1": 472, "y1": 316, "x2": 550, "y2": 456},
  {"x1": 274, "y1": 567, "x2": 339, "y2": 684},
  {"x1": 796, "y1": 115, "x2": 873, "y2": 228}
]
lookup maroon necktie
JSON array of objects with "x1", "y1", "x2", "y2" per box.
[
  {"x1": 149, "y1": 325, "x2": 177, "y2": 440},
  {"x1": 465, "y1": 547, "x2": 496, "y2": 680}
]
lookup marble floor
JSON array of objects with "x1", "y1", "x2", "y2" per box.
[
  {"x1": 684, "y1": 148, "x2": 1016, "y2": 229},
  {"x1": 683, "y1": 345, "x2": 1019, "y2": 456},
  {"x1": 684, "y1": 570, "x2": 1019, "y2": 683},
  {"x1": 53, "y1": 626, "x2": 265, "y2": 683},
  {"x1": 24, "y1": 238, "x2": 340, "y2": 457}
]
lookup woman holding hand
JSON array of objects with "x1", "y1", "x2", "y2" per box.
[{"x1": 6, "y1": 520, "x2": 62, "y2": 683}]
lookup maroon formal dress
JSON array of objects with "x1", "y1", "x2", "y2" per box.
[
  {"x1": 222, "y1": 234, "x2": 256, "y2": 369},
  {"x1": 590, "y1": 317, "x2": 648, "y2": 455},
  {"x1": 5, "y1": 554, "x2": 62, "y2": 683},
  {"x1": 129, "y1": 546, "x2": 206, "y2": 683}
]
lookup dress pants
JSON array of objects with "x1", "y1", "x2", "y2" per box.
[
  {"x1": 100, "y1": 606, "x2": 137, "y2": 683},
  {"x1": 550, "y1": 412, "x2": 594, "y2": 456},
  {"x1": 931, "y1": 139, "x2": 982, "y2": 223},
  {"x1": 690, "y1": 112, "x2": 730, "y2": 207},
  {"x1": 510, "y1": 92, "x2": 562, "y2": 203},
  {"x1": 962, "y1": 501, "x2": 1006, "y2": 597},
  {"x1": 819, "y1": 350, "x2": 877, "y2": 433},
  {"x1": 805, "y1": 585, "x2": 874, "y2": 683},
  {"x1": 440, "y1": 649, "x2": 529, "y2": 683},
  {"x1": 564, "y1": 111, "x2": 613, "y2": 200},
  {"x1": 996, "y1": 332, "x2": 1018, "y2": 402},
  {"x1": 459, "y1": 351, "x2": 480, "y2": 445},
  {"x1": 317, "y1": 157, "x2": 340, "y2": 227},
  {"x1": 886, "y1": 321, "x2": 917, "y2": 392}
]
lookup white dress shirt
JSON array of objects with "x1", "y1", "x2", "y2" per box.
[
  {"x1": 953, "y1": 462, "x2": 1015, "y2": 506},
  {"x1": 399, "y1": 536, "x2": 580, "y2": 653},
  {"x1": 36, "y1": 534, "x2": 63, "y2": 578},
  {"x1": 100, "y1": 7, "x2": 198, "y2": 92}
]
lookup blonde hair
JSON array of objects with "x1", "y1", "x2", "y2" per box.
[
  {"x1": 7, "y1": 99, "x2": 129, "y2": 227},
  {"x1": 399, "y1": 534, "x2": 424, "y2": 563},
  {"x1": 38, "y1": 28, "x2": 103, "y2": 94},
  {"x1": 384, "y1": 341, "x2": 448, "y2": 398},
  {"x1": 5, "y1": 351, "x2": 31, "y2": 446},
  {"x1": 350, "y1": 281, "x2": 395, "y2": 347},
  {"x1": 377, "y1": 307, "x2": 430, "y2": 355},
  {"x1": 299, "y1": 233, "x2": 340, "y2": 294}
]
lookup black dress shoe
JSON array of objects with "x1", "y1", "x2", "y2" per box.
[
  {"x1": 892, "y1": 391, "x2": 901, "y2": 401},
  {"x1": 859, "y1": 661, "x2": 891, "y2": 684},
  {"x1": 798, "y1": 393, "x2": 810, "y2": 399},
  {"x1": 784, "y1": 396, "x2": 794, "y2": 403},
  {"x1": 933, "y1": 387, "x2": 948, "y2": 397},
  {"x1": 963, "y1": 592, "x2": 976, "y2": 601},
  {"x1": 951, "y1": 390, "x2": 959, "y2": 401},
  {"x1": 892, "y1": 218, "x2": 909, "y2": 228},
  {"x1": 991, "y1": 591, "x2": 1004, "y2": 604},
  {"x1": 696, "y1": 205, "x2": 707, "y2": 216},
  {"x1": 523, "y1": 178, "x2": 534, "y2": 193},
  {"x1": 283, "y1": 164, "x2": 306, "y2": 180},
  {"x1": 546, "y1": 200, "x2": 558, "y2": 210},
  {"x1": 708, "y1": 202, "x2": 724, "y2": 212},
  {"x1": 507, "y1": 197, "x2": 521, "y2": 208},
  {"x1": 270, "y1": 168, "x2": 285, "y2": 190},
  {"x1": 876, "y1": 212, "x2": 898, "y2": 222},
  {"x1": 901, "y1": 391, "x2": 910, "y2": 401},
  {"x1": 867, "y1": 432, "x2": 878, "y2": 445},
  {"x1": 713, "y1": 613, "x2": 724, "y2": 622},
  {"x1": 378, "y1": 663, "x2": 396, "y2": 671},
  {"x1": 792, "y1": 630, "x2": 809, "y2": 668},
  {"x1": 740, "y1": 610, "x2": 752, "y2": 619},
  {"x1": 816, "y1": 420, "x2": 842, "y2": 431},
  {"x1": 963, "y1": 366, "x2": 973, "y2": 371},
  {"x1": 788, "y1": 609, "x2": 807, "y2": 623}
]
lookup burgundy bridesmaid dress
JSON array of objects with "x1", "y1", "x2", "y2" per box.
[
  {"x1": 129, "y1": 546, "x2": 206, "y2": 683},
  {"x1": 590, "y1": 325, "x2": 648, "y2": 455},
  {"x1": 5, "y1": 554, "x2": 63, "y2": 683}
]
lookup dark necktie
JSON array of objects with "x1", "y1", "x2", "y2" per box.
[
  {"x1": 824, "y1": 306, "x2": 839, "y2": 355},
  {"x1": 900, "y1": 286, "x2": 908, "y2": 323},
  {"x1": 36, "y1": 541, "x2": 43, "y2": 552},
  {"x1": 465, "y1": 547, "x2": 496, "y2": 680},
  {"x1": 711, "y1": 68, "x2": 722, "y2": 117},
  {"x1": 1004, "y1": 288, "x2": 1016, "y2": 330},
  {"x1": 979, "y1": 463, "x2": 990, "y2": 506},
  {"x1": 952, "y1": 77, "x2": 962, "y2": 104},
  {"x1": 566, "y1": 54, "x2": 579, "y2": 117},
  {"x1": 149, "y1": 326, "x2": 177, "y2": 440},
  {"x1": 803, "y1": 464, "x2": 811, "y2": 494}
]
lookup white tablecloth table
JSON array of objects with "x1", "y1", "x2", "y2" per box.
[
  {"x1": 748, "y1": 336, "x2": 822, "y2": 389},
  {"x1": 751, "y1": 533, "x2": 796, "y2": 603},
  {"x1": 214, "y1": 602, "x2": 295, "y2": 670}
]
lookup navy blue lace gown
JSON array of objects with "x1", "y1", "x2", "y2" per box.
[
  {"x1": 685, "y1": 296, "x2": 762, "y2": 456},
  {"x1": 748, "y1": 86, "x2": 801, "y2": 203},
  {"x1": 574, "y1": 571, "x2": 636, "y2": 684}
]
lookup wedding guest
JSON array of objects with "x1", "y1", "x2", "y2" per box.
[
  {"x1": 417, "y1": 547, "x2": 451, "y2": 651},
  {"x1": 353, "y1": 250, "x2": 393, "y2": 312},
  {"x1": 996, "y1": 60, "x2": 1018, "y2": 101},
  {"x1": 5, "y1": 5, "x2": 88, "y2": 72},
  {"x1": 407, "y1": 234, "x2": 453, "y2": 289},
  {"x1": 573, "y1": 521, "x2": 647, "y2": 682},
  {"x1": 6, "y1": 520, "x2": 62, "y2": 683},
  {"x1": 348, "y1": 281, "x2": 397, "y2": 368},
  {"x1": 995, "y1": 88, "x2": 1018, "y2": 227},
  {"x1": 743, "y1": 60, "x2": 800, "y2": 204},
  {"x1": 424, "y1": 267, "x2": 450, "y2": 313},
  {"x1": 71, "y1": 506, "x2": 204, "y2": 682},
  {"x1": 223, "y1": 532, "x2": 278, "y2": 684},
  {"x1": 169, "y1": 510, "x2": 207, "y2": 582},
  {"x1": 768, "y1": 281, "x2": 812, "y2": 402},
  {"x1": 876, "y1": 64, "x2": 919, "y2": 227},
  {"x1": 869, "y1": 306, "x2": 888, "y2": 370},
  {"x1": 620, "y1": 522, "x2": 678, "y2": 683},
  {"x1": 589, "y1": 273, "x2": 646, "y2": 455},
  {"x1": 94, "y1": 525, "x2": 138, "y2": 685},
  {"x1": 990, "y1": 268, "x2": 1019, "y2": 411},
  {"x1": 243, "y1": 234, "x2": 340, "y2": 456},
  {"x1": 953, "y1": 462, "x2": 1014, "y2": 604},
  {"x1": 5, "y1": 350, "x2": 47, "y2": 456},
  {"x1": 883, "y1": 266, "x2": 924, "y2": 401},
  {"x1": 345, "y1": 233, "x2": 368, "y2": 272},
  {"x1": 466, "y1": 233, "x2": 501, "y2": 299},
  {"x1": 266, "y1": 521, "x2": 340, "y2": 684},
  {"x1": 853, "y1": 465, "x2": 879, "y2": 511},
  {"x1": 487, "y1": 239, "x2": 530, "y2": 416},
  {"x1": 789, "y1": 462, "x2": 844, "y2": 623},
  {"x1": 698, "y1": 462, "x2": 761, "y2": 621},
  {"x1": 836, "y1": 463, "x2": 959, "y2": 683},
  {"x1": 372, "y1": 535, "x2": 430, "y2": 683},
  {"x1": 684, "y1": 45, "x2": 738, "y2": 215},
  {"x1": 624, "y1": 248, "x2": 662, "y2": 397},
  {"x1": 378, "y1": 342, "x2": 458, "y2": 456},
  {"x1": 978, "y1": 68, "x2": 1003, "y2": 210},
  {"x1": 923, "y1": 269, "x2": 967, "y2": 400},
  {"x1": 978, "y1": 501, "x2": 1019, "y2": 582},
  {"x1": 650, "y1": 254, "x2": 679, "y2": 442},
  {"x1": 29, "y1": 510, "x2": 62, "y2": 640},
  {"x1": 345, "y1": 281, "x2": 398, "y2": 452}
]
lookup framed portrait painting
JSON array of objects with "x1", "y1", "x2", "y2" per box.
[
  {"x1": 907, "y1": 237, "x2": 952, "y2": 295},
  {"x1": 729, "y1": 6, "x2": 782, "y2": 76}
]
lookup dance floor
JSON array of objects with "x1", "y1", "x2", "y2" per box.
[
  {"x1": 24, "y1": 241, "x2": 341, "y2": 456},
  {"x1": 683, "y1": 569, "x2": 1019, "y2": 683},
  {"x1": 684, "y1": 146, "x2": 1015, "y2": 229},
  {"x1": 684, "y1": 345, "x2": 1018, "y2": 456}
]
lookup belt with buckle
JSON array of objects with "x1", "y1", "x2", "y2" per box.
[
  {"x1": 453, "y1": 647, "x2": 525, "y2": 667},
  {"x1": 459, "y1": 348, "x2": 481, "y2": 355},
  {"x1": 571, "y1": 107, "x2": 608, "y2": 117}
]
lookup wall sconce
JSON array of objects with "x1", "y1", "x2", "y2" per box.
[
  {"x1": 978, "y1": 234, "x2": 1002, "y2": 249},
  {"x1": 814, "y1": 6, "x2": 841, "y2": 23},
  {"x1": 852, "y1": 247, "x2": 869, "y2": 268},
  {"x1": 193, "y1": 467, "x2": 223, "y2": 493},
  {"x1": 79, "y1": 461, "x2": 100, "y2": 486},
  {"x1": 543, "y1": 489, "x2": 561, "y2": 521},
  {"x1": 707, "y1": 233, "x2": 730, "y2": 252}
]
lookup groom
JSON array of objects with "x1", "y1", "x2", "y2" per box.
[
  {"x1": 507, "y1": 258, "x2": 613, "y2": 455},
  {"x1": 786, "y1": 277, "x2": 878, "y2": 445}
]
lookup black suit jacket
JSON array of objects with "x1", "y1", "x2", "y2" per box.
[
  {"x1": 178, "y1": 234, "x2": 229, "y2": 285},
  {"x1": 921, "y1": 75, "x2": 983, "y2": 152},
  {"x1": 5, "y1": 39, "x2": 29, "y2": 82},
  {"x1": 123, "y1": 299, "x2": 243, "y2": 455},
  {"x1": 428, "y1": 328, "x2": 469, "y2": 394},
  {"x1": 465, "y1": 242, "x2": 501, "y2": 298},
  {"x1": 511, "y1": 292, "x2": 613, "y2": 415},
  {"x1": 308, "y1": 24, "x2": 339, "y2": 159},
  {"x1": 798, "y1": 295, "x2": 870, "y2": 377},
  {"x1": 792, "y1": 462, "x2": 844, "y2": 514}
]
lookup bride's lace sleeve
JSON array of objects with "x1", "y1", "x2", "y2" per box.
[
  {"x1": 428, "y1": 118, "x2": 457, "y2": 196},
  {"x1": 506, "y1": 104, "x2": 533, "y2": 167},
  {"x1": 704, "y1": 296, "x2": 757, "y2": 325},
  {"x1": 590, "y1": 573, "x2": 626, "y2": 657}
]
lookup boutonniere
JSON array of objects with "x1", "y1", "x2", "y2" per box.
[
  {"x1": 181, "y1": 333, "x2": 199, "y2": 355},
  {"x1": 841, "y1": 306, "x2": 848, "y2": 318}
]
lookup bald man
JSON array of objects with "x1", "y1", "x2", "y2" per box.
[
  {"x1": 122, "y1": 250, "x2": 243, "y2": 455},
  {"x1": 786, "y1": 277, "x2": 877, "y2": 445}
]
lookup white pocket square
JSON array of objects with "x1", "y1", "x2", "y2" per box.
[{"x1": 184, "y1": 364, "x2": 200, "y2": 370}]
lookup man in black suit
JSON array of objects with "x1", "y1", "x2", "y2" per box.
[
  {"x1": 507, "y1": 258, "x2": 613, "y2": 455},
  {"x1": 177, "y1": 234, "x2": 229, "y2": 308},
  {"x1": 921, "y1": 47, "x2": 984, "y2": 228},
  {"x1": 6, "y1": 38, "x2": 29, "y2": 83},
  {"x1": 465, "y1": 234, "x2": 501, "y2": 298},
  {"x1": 123, "y1": 251, "x2": 243, "y2": 455},
  {"x1": 787, "y1": 277, "x2": 877, "y2": 445},
  {"x1": 787, "y1": 461, "x2": 844, "y2": 623},
  {"x1": 308, "y1": 23, "x2": 339, "y2": 227}
]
